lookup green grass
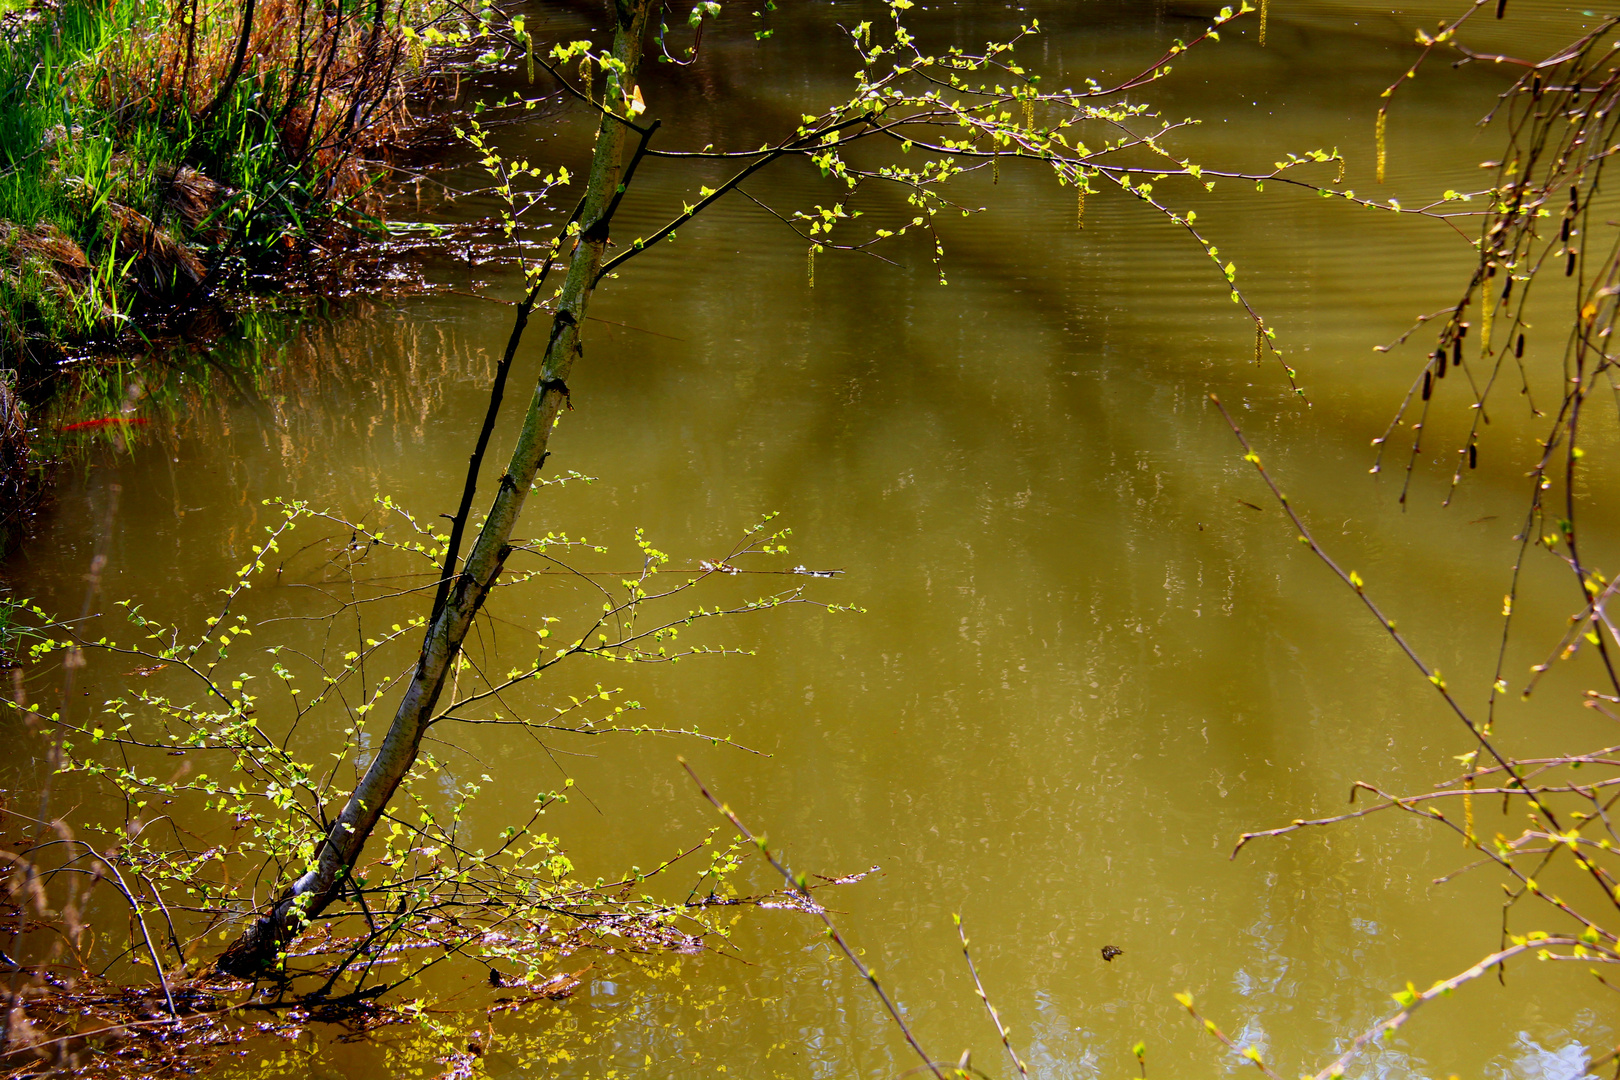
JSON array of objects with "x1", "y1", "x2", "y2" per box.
[{"x1": 0, "y1": 0, "x2": 175, "y2": 352}]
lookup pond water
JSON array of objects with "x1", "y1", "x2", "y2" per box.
[{"x1": 5, "y1": 0, "x2": 1620, "y2": 1076}]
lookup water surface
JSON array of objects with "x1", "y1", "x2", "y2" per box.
[{"x1": 6, "y1": 1, "x2": 1619, "y2": 1076}]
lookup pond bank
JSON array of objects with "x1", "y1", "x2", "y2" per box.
[{"x1": 0, "y1": 0, "x2": 516, "y2": 553}]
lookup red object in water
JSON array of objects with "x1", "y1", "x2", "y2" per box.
[{"x1": 60, "y1": 417, "x2": 150, "y2": 432}]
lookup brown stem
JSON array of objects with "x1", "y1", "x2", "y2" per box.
[
  {"x1": 197, "y1": 0, "x2": 258, "y2": 126},
  {"x1": 215, "y1": 0, "x2": 654, "y2": 979}
]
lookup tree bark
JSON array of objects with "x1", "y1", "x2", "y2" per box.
[{"x1": 217, "y1": 0, "x2": 653, "y2": 977}]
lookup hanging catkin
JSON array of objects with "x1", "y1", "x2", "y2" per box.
[
  {"x1": 1076, "y1": 184, "x2": 1085, "y2": 228},
  {"x1": 1260, "y1": 0, "x2": 1268, "y2": 46},
  {"x1": 1463, "y1": 771, "x2": 1475, "y2": 847},
  {"x1": 807, "y1": 244, "x2": 816, "y2": 288},
  {"x1": 1375, "y1": 107, "x2": 1387, "y2": 184}
]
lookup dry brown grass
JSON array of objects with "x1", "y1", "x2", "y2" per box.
[
  {"x1": 0, "y1": 222, "x2": 105, "y2": 330},
  {"x1": 105, "y1": 0, "x2": 426, "y2": 207},
  {"x1": 155, "y1": 164, "x2": 231, "y2": 238}
]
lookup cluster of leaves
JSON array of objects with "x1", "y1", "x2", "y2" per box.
[{"x1": 454, "y1": 0, "x2": 1508, "y2": 406}]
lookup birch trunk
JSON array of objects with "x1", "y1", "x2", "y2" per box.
[{"x1": 218, "y1": 0, "x2": 652, "y2": 976}]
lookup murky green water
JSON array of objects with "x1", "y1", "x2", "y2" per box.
[{"x1": 7, "y1": 0, "x2": 1620, "y2": 1075}]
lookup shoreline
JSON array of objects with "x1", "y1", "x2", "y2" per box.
[{"x1": 0, "y1": 0, "x2": 522, "y2": 555}]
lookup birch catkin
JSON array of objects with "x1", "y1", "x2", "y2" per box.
[{"x1": 1375, "y1": 107, "x2": 1387, "y2": 183}]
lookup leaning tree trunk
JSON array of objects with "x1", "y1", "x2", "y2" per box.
[{"x1": 218, "y1": 0, "x2": 653, "y2": 977}]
